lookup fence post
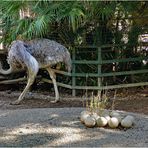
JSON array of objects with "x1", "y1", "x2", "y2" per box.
[
  {"x1": 97, "y1": 47, "x2": 102, "y2": 95},
  {"x1": 72, "y1": 48, "x2": 76, "y2": 96}
]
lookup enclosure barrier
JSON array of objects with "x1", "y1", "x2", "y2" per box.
[
  {"x1": 0, "y1": 43, "x2": 148, "y2": 96},
  {"x1": 42, "y1": 43, "x2": 148, "y2": 96}
]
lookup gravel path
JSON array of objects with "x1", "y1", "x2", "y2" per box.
[{"x1": 0, "y1": 108, "x2": 148, "y2": 147}]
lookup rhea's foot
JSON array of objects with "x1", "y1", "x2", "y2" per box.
[{"x1": 10, "y1": 100, "x2": 21, "y2": 105}]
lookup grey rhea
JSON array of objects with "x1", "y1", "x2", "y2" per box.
[{"x1": 0, "y1": 39, "x2": 71, "y2": 105}]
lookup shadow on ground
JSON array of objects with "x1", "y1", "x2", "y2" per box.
[{"x1": 0, "y1": 108, "x2": 148, "y2": 147}]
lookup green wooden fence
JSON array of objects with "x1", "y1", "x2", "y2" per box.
[
  {"x1": 0, "y1": 43, "x2": 147, "y2": 96},
  {"x1": 42, "y1": 43, "x2": 148, "y2": 96}
]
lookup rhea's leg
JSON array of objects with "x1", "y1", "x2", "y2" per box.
[
  {"x1": 10, "y1": 70, "x2": 38, "y2": 105},
  {"x1": 46, "y1": 67, "x2": 59, "y2": 103}
]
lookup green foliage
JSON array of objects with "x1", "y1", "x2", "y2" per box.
[
  {"x1": 1, "y1": 1, "x2": 147, "y2": 86},
  {"x1": 1, "y1": 1, "x2": 147, "y2": 45},
  {"x1": 1, "y1": 1, "x2": 86, "y2": 45}
]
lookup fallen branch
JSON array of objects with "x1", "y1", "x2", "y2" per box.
[
  {"x1": 0, "y1": 75, "x2": 6, "y2": 80},
  {"x1": 0, "y1": 77, "x2": 27, "y2": 84},
  {"x1": 0, "y1": 50, "x2": 7, "y2": 54},
  {"x1": 0, "y1": 75, "x2": 43, "y2": 84}
]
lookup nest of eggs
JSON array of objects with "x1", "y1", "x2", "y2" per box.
[{"x1": 80, "y1": 110, "x2": 135, "y2": 129}]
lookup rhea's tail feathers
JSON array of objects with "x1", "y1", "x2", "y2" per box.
[{"x1": 0, "y1": 61, "x2": 13, "y2": 75}]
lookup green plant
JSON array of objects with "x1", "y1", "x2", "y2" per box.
[{"x1": 88, "y1": 91, "x2": 109, "y2": 113}]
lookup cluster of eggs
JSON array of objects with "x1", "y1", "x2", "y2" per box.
[{"x1": 80, "y1": 110, "x2": 135, "y2": 128}]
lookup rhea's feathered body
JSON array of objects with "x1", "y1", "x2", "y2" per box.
[
  {"x1": 0, "y1": 39, "x2": 71, "y2": 105},
  {"x1": 8, "y1": 39, "x2": 71, "y2": 72}
]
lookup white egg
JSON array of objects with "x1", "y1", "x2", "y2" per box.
[
  {"x1": 91, "y1": 112, "x2": 100, "y2": 121},
  {"x1": 110, "y1": 111, "x2": 120, "y2": 117},
  {"x1": 96, "y1": 117, "x2": 108, "y2": 127},
  {"x1": 80, "y1": 111, "x2": 91, "y2": 124},
  {"x1": 121, "y1": 117, "x2": 133, "y2": 128},
  {"x1": 80, "y1": 110, "x2": 91, "y2": 116},
  {"x1": 108, "y1": 117, "x2": 119, "y2": 128},
  {"x1": 114, "y1": 115, "x2": 122, "y2": 123},
  {"x1": 99, "y1": 109, "x2": 110, "y2": 116},
  {"x1": 104, "y1": 115, "x2": 111, "y2": 122},
  {"x1": 84, "y1": 116, "x2": 96, "y2": 128},
  {"x1": 125, "y1": 115, "x2": 135, "y2": 123}
]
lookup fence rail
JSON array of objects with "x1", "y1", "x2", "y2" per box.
[{"x1": 0, "y1": 43, "x2": 147, "y2": 96}]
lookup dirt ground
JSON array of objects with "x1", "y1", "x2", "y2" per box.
[
  {"x1": 0, "y1": 83, "x2": 147, "y2": 115},
  {"x1": 0, "y1": 84, "x2": 148, "y2": 147},
  {"x1": 0, "y1": 108, "x2": 147, "y2": 147}
]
